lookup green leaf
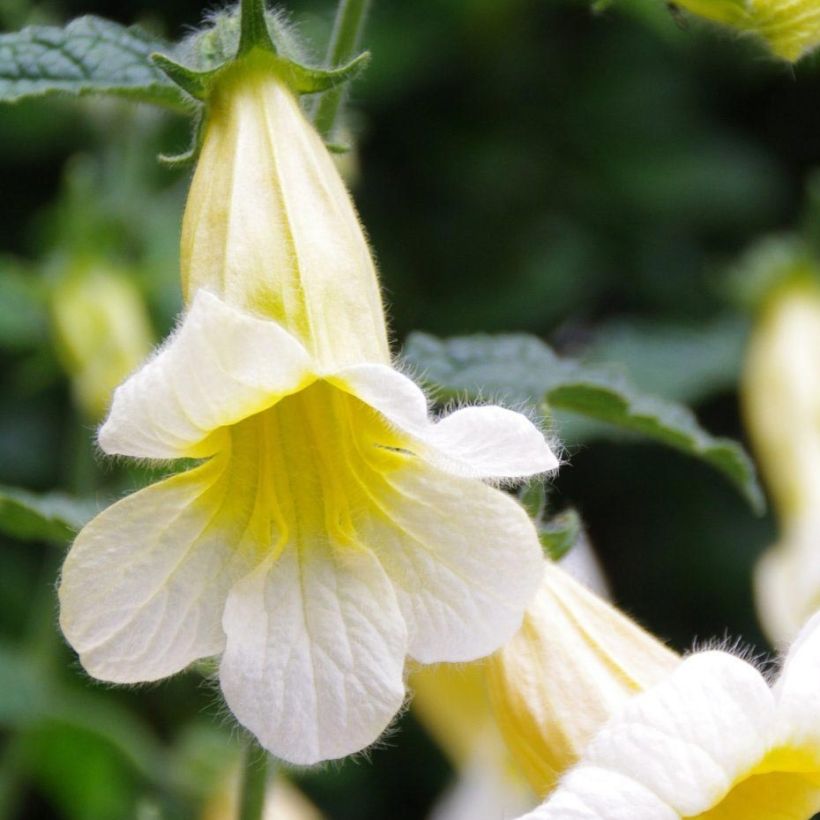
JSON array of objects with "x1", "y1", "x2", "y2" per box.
[
  {"x1": 0, "y1": 16, "x2": 187, "y2": 110},
  {"x1": 539, "y1": 509, "x2": 582, "y2": 561},
  {"x1": 403, "y1": 332, "x2": 764, "y2": 512},
  {"x1": 582, "y1": 317, "x2": 748, "y2": 405},
  {"x1": 0, "y1": 485, "x2": 96, "y2": 543}
]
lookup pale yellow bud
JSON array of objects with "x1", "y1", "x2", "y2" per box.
[
  {"x1": 743, "y1": 280, "x2": 820, "y2": 645},
  {"x1": 742, "y1": 280, "x2": 820, "y2": 522},
  {"x1": 675, "y1": 0, "x2": 820, "y2": 61},
  {"x1": 50, "y1": 264, "x2": 153, "y2": 420},
  {"x1": 181, "y1": 59, "x2": 389, "y2": 370},
  {"x1": 485, "y1": 560, "x2": 679, "y2": 797}
]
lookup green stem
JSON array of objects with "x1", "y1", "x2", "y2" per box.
[
  {"x1": 238, "y1": 737, "x2": 269, "y2": 820},
  {"x1": 313, "y1": 0, "x2": 372, "y2": 139}
]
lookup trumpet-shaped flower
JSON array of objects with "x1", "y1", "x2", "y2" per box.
[
  {"x1": 518, "y1": 611, "x2": 820, "y2": 820},
  {"x1": 58, "y1": 61, "x2": 558, "y2": 766},
  {"x1": 487, "y1": 559, "x2": 679, "y2": 796},
  {"x1": 743, "y1": 280, "x2": 820, "y2": 644}
]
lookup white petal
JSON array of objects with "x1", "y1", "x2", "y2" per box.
[
  {"x1": 582, "y1": 651, "x2": 775, "y2": 816},
  {"x1": 331, "y1": 364, "x2": 557, "y2": 480},
  {"x1": 99, "y1": 290, "x2": 314, "y2": 460},
  {"x1": 219, "y1": 541, "x2": 407, "y2": 765},
  {"x1": 521, "y1": 766, "x2": 677, "y2": 820},
  {"x1": 359, "y1": 464, "x2": 544, "y2": 663},
  {"x1": 423, "y1": 405, "x2": 558, "y2": 478},
  {"x1": 59, "y1": 457, "x2": 252, "y2": 682},
  {"x1": 772, "y1": 610, "x2": 820, "y2": 749}
]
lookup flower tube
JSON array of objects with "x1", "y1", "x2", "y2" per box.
[{"x1": 487, "y1": 559, "x2": 679, "y2": 796}]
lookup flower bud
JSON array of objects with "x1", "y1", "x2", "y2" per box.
[
  {"x1": 742, "y1": 280, "x2": 820, "y2": 522},
  {"x1": 180, "y1": 58, "x2": 389, "y2": 370},
  {"x1": 485, "y1": 560, "x2": 679, "y2": 797},
  {"x1": 50, "y1": 263, "x2": 153, "y2": 420}
]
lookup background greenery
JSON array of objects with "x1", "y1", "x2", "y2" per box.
[{"x1": 1, "y1": 0, "x2": 819, "y2": 817}]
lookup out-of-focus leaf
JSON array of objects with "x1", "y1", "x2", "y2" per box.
[
  {"x1": 581, "y1": 317, "x2": 748, "y2": 404},
  {"x1": 404, "y1": 332, "x2": 763, "y2": 512},
  {"x1": 0, "y1": 641, "x2": 170, "y2": 789},
  {"x1": 0, "y1": 16, "x2": 187, "y2": 109},
  {"x1": 0, "y1": 643, "x2": 49, "y2": 724},
  {"x1": 0, "y1": 485, "x2": 96, "y2": 543},
  {"x1": 539, "y1": 508, "x2": 581, "y2": 561},
  {"x1": 168, "y1": 722, "x2": 239, "y2": 799},
  {"x1": 0, "y1": 263, "x2": 47, "y2": 350},
  {"x1": 22, "y1": 723, "x2": 138, "y2": 820}
]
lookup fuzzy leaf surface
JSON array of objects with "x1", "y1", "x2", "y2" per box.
[{"x1": 0, "y1": 16, "x2": 186, "y2": 109}]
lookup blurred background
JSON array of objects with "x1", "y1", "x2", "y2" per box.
[{"x1": 1, "y1": 0, "x2": 819, "y2": 817}]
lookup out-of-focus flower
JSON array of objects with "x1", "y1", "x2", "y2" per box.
[
  {"x1": 743, "y1": 279, "x2": 820, "y2": 645},
  {"x1": 58, "y1": 59, "x2": 558, "y2": 765},
  {"x1": 518, "y1": 611, "x2": 820, "y2": 820},
  {"x1": 674, "y1": 0, "x2": 820, "y2": 61},
  {"x1": 486, "y1": 559, "x2": 678, "y2": 797},
  {"x1": 202, "y1": 770, "x2": 322, "y2": 820},
  {"x1": 413, "y1": 538, "x2": 610, "y2": 820},
  {"x1": 50, "y1": 263, "x2": 153, "y2": 420},
  {"x1": 412, "y1": 662, "x2": 535, "y2": 820}
]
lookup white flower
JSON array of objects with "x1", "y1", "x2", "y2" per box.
[
  {"x1": 57, "y1": 61, "x2": 558, "y2": 766},
  {"x1": 518, "y1": 611, "x2": 820, "y2": 820}
]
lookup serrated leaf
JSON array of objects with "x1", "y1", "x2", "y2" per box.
[
  {"x1": 0, "y1": 485, "x2": 96, "y2": 543},
  {"x1": 539, "y1": 509, "x2": 582, "y2": 561},
  {"x1": 0, "y1": 16, "x2": 187, "y2": 110},
  {"x1": 404, "y1": 332, "x2": 763, "y2": 512}
]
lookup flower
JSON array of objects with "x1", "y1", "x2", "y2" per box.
[
  {"x1": 486, "y1": 558, "x2": 679, "y2": 796},
  {"x1": 674, "y1": 0, "x2": 820, "y2": 61},
  {"x1": 517, "y1": 611, "x2": 820, "y2": 820},
  {"x1": 57, "y1": 60, "x2": 558, "y2": 765},
  {"x1": 742, "y1": 279, "x2": 820, "y2": 644}
]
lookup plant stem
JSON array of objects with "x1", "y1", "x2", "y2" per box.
[
  {"x1": 313, "y1": 0, "x2": 372, "y2": 139},
  {"x1": 238, "y1": 736, "x2": 269, "y2": 820}
]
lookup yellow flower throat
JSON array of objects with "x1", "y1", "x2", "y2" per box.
[{"x1": 193, "y1": 381, "x2": 411, "y2": 559}]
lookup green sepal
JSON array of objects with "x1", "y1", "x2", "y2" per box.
[
  {"x1": 150, "y1": 52, "x2": 210, "y2": 101},
  {"x1": 282, "y1": 51, "x2": 371, "y2": 94},
  {"x1": 238, "y1": 0, "x2": 277, "y2": 56},
  {"x1": 158, "y1": 110, "x2": 206, "y2": 169},
  {"x1": 539, "y1": 508, "x2": 582, "y2": 562},
  {"x1": 519, "y1": 480, "x2": 547, "y2": 521}
]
